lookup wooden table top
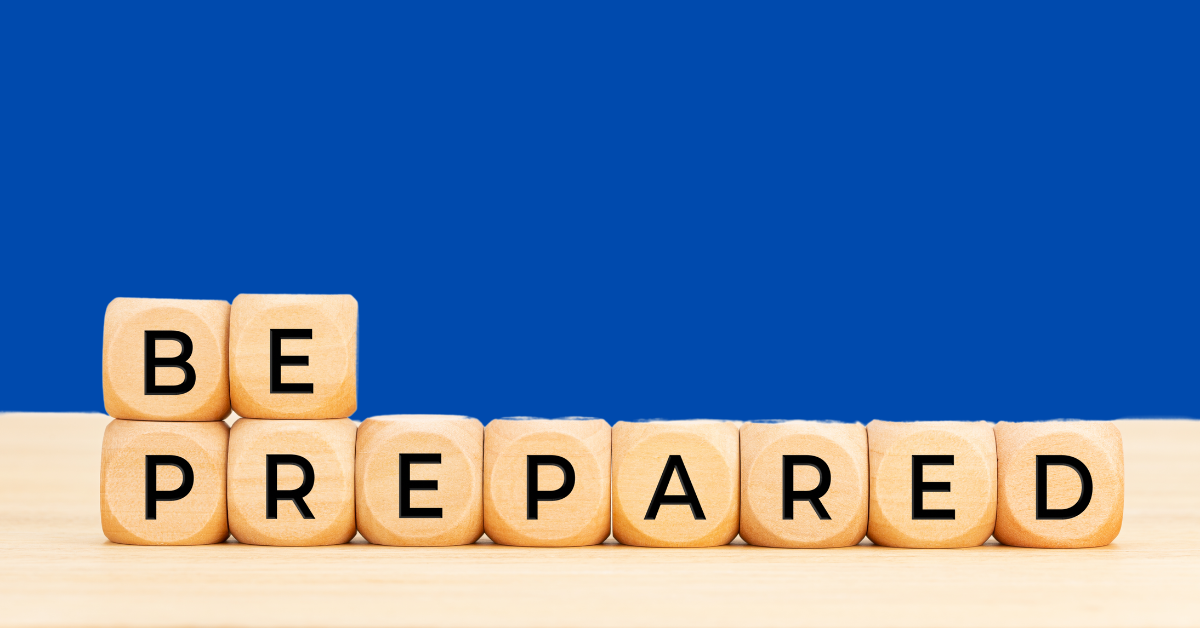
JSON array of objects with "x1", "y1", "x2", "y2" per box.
[{"x1": 1, "y1": 414, "x2": 1197, "y2": 627}]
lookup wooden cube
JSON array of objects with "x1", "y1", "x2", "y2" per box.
[
  {"x1": 483, "y1": 418, "x2": 610, "y2": 547},
  {"x1": 739, "y1": 421, "x2": 868, "y2": 548},
  {"x1": 227, "y1": 418, "x2": 357, "y2": 546},
  {"x1": 612, "y1": 420, "x2": 739, "y2": 547},
  {"x1": 866, "y1": 420, "x2": 996, "y2": 548},
  {"x1": 994, "y1": 421, "x2": 1123, "y2": 548},
  {"x1": 228, "y1": 294, "x2": 357, "y2": 419},
  {"x1": 356, "y1": 415, "x2": 484, "y2": 546},
  {"x1": 100, "y1": 419, "x2": 229, "y2": 545},
  {"x1": 102, "y1": 297, "x2": 230, "y2": 421}
]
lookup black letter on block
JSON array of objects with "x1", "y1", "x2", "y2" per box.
[
  {"x1": 270, "y1": 329, "x2": 314, "y2": 394},
  {"x1": 783, "y1": 455, "x2": 832, "y2": 520},
  {"x1": 144, "y1": 331, "x2": 196, "y2": 395},
  {"x1": 266, "y1": 454, "x2": 316, "y2": 519},
  {"x1": 526, "y1": 455, "x2": 575, "y2": 519},
  {"x1": 145, "y1": 455, "x2": 194, "y2": 519},
  {"x1": 400, "y1": 453, "x2": 442, "y2": 518},
  {"x1": 645, "y1": 455, "x2": 706, "y2": 520},
  {"x1": 1036, "y1": 455, "x2": 1094, "y2": 520},
  {"x1": 912, "y1": 455, "x2": 955, "y2": 520}
]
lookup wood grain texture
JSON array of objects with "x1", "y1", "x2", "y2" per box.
[
  {"x1": 356, "y1": 415, "x2": 484, "y2": 546},
  {"x1": 228, "y1": 294, "x2": 357, "y2": 419},
  {"x1": 994, "y1": 421, "x2": 1123, "y2": 548},
  {"x1": 739, "y1": 421, "x2": 867, "y2": 548},
  {"x1": 102, "y1": 297, "x2": 231, "y2": 421},
  {"x1": 483, "y1": 418, "x2": 610, "y2": 547},
  {"x1": 0, "y1": 414, "x2": 1197, "y2": 628},
  {"x1": 867, "y1": 420, "x2": 997, "y2": 548},
  {"x1": 100, "y1": 419, "x2": 229, "y2": 545},
  {"x1": 227, "y1": 418, "x2": 357, "y2": 546},
  {"x1": 612, "y1": 420, "x2": 740, "y2": 547}
]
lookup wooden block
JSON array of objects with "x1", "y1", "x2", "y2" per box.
[
  {"x1": 102, "y1": 297, "x2": 230, "y2": 421},
  {"x1": 866, "y1": 420, "x2": 996, "y2": 548},
  {"x1": 228, "y1": 294, "x2": 357, "y2": 419},
  {"x1": 227, "y1": 418, "x2": 357, "y2": 546},
  {"x1": 100, "y1": 418, "x2": 229, "y2": 545},
  {"x1": 356, "y1": 415, "x2": 484, "y2": 546},
  {"x1": 612, "y1": 420, "x2": 739, "y2": 547},
  {"x1": 483, "y1": 418, "x2": 610, "y2": 546},
  {"x1": 739, "y1": 421, "x2": 868, "y2": 548},
  {"x1": 994, "y1": 421, "x2": 1123, "y2": 548}
]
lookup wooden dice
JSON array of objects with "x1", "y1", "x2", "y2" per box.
[
  {"x1": 229, "y1": 294, "x2": 357, "y2": 419},
  {"x1": 483, "y1": 418, "x2": 610, "y2": 546},
  {"x1": 612, "y1": 420, "x2": 739, "y2": 547},
  {"x1": 356, "y1": 415, "x2": 484, "y2": 546},
  {"x1": 994, "y1": 421, "x2": 1123, "y2": 548},
  {"x1": 740, "y1": 421, "x2": 868, "y2": 548},
  {"x1": 227, "y1": 418, "x2": 357, "y2": 546},
  {"x1": 101, "y1": 419, "x2": 229, "y2": 545},
  {"x1": 866, "y1": 420, "x2": 996, "y2": 548},
  {"x1": 103, "y1": 298, "x2": 230, "y2": 421},
  {"x1": 96, "y1": 286, "x2": 1129, "y2": 555}
]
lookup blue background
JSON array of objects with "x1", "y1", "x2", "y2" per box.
[{"x1": 2, "y1": 4, "x2": 1197, "y2": 423}]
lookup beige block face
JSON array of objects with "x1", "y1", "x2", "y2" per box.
[
  {"x1": 483, "y1": 418, "x2": 610, "y2": 547},
  {"x1": 866, "y1": 421, "x2": 997, "y2": 548},
  {"x1": 102, "y1": 298, "x2": 231, "y2": 421},
  {"x1": 101, "y1": 419, "x2": 229, "y2": 545},
  {"x1": 612, "y1": 420, "x2": 739, "y2": 548},
  {"x1": 994, "y1": 421, "x2": 1123, "y2": 548},
  {"x1": 227, "y1": 418, "x2": 357, "y2": 546},
  {"x1": 739, "y1": 421, "x2": 868, "y2": 548},
  {"x1": 228, "y1": 294, "x2": 357, "y2": 419},
  {"x1": 356, "y1": 415, "x2": 484, "y2": 546}
]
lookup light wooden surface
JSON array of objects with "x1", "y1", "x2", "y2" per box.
[{"x1": 1, "y1": 414, "x2": 1197, "y2": 628}]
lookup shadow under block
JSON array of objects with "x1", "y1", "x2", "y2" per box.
[
  {"x1": 866, "y1": 420, "x2": 997, "y2": 548},
  {"x1": 483, "y1": 418, "x2": 610, "y2": 547},
  {"x1": 612, "y1": 420, "x2": 740, "y2": 547},
  {"x1": 739, "y1": 421, "x2": 868, "y2": 548},
  {"x1": 227, "y1": 418, "x2": 357, "y2": 546},
  {"x1": 994, "y1": 421, "x2": 1124, "y2": 548},
  {"x1": 100, "y1": 419, "x2": 229, "y2": 545},
  {"x1": 102, "y1": 297, "x2": 230, "y2": 421},
  {"x1": 228, "y1": 294, "x2": 357, "y2": 419},
  {"x1": 356, "y1": 415, "x2": 484, "y2": 546}
]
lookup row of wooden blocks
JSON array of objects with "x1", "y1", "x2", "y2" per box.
[
  {"x1": 101, "y1": 416, "x2": 1123, "y2": 549},
  {"x1": 98, "y1": 295, "x2": 1122, "y2": 550},
  {"x1": 103, "y1": 295, "x2": 359, "y2": 422}
]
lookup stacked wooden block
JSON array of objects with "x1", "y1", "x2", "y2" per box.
[{"x1": 101, "y1": 295, "x2": 1124, "y2": 549}]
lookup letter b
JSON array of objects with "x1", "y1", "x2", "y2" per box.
[{"x1": 144, "y1": 331, "x2": 197, "y2": 395}]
